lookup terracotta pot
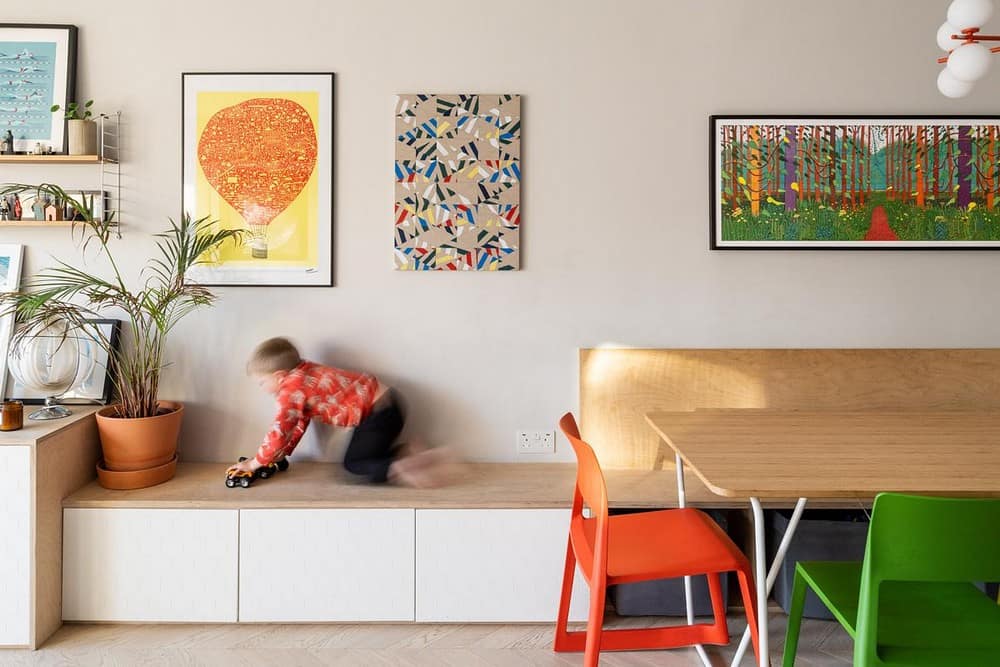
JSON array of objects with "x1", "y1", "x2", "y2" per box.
[
  {"x1": 67, "y1": 119, "x2": 97, "y2": 156},
  {"x1": 96, "y1": 400, "x2": 183, "y2": 473}
]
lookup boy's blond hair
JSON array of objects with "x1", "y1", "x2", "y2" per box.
[{"x1": 247, "y1": 337, "x2": 302, "y2": 374}]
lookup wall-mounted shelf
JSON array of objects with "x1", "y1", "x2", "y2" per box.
[
  {"x1": 0, "y1": 112, "x2": 122, "y2": 237},
  {"x1": 0, "y1": 221, "x2": 75, "y2": 228},
  {"x1": 0, "y1": 155, "x2": 106, "y2": 165}
]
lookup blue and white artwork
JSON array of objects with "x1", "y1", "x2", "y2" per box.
[
  {"x1": 0, "y1": 42, "x2": 57, "y2": 143},
  {"x1": 0, "y1": 25, "x2": 75, "y2": 152}
]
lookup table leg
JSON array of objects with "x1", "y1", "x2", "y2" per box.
[
  {"x1": 675, "y1": 454, "x2": 712, "y2": 667},
  {"x1": 730, "y1": 497, "x2": 807, "y2": 667}
]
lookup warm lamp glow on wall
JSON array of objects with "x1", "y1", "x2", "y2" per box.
[{"x1": 937, "y1": 0, "x2": 999, "y2": 97}]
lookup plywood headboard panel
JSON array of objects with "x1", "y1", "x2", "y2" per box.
[{"x1": 579, "y1": 348, "x2": 1000, "y2": 469}]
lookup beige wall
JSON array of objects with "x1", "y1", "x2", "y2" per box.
[{"x1": 4, "y1": 0, "x2": 999, "y2": 463}]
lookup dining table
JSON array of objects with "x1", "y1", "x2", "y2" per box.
[{"x1": 645, "y1": 408, "x2": 1000, "y2": 667}]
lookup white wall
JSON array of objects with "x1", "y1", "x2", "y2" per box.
[{"x1": 4, "y1": 0, "x2": 999, "y2": 464}]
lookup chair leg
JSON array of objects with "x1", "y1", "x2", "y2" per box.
[
  {"x1": 553, "y1": 536, "x2": 578, "y2": 652},
  {"x1": 782, "y1": 567, "x2": 808, "y2": 667},
  {"x1": 736, "y1": 567, "x2": 762, "y2": 666},
  {"x1": 584, "y1": 578, "x2": 607, "y2": 667},
  {"x1": 706, "y1": 572, "x2": 730, "y2": 644}
]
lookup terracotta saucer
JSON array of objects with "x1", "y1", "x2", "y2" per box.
[{"x1": 96, "y1": 454, "x2": 178, "y2": 490}]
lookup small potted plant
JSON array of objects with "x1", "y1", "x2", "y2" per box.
[
  {"x1": 0, "y1": 182, "x2": 243, "y2": 489},
  {"x1": 53, "y1": 100, "x2": 100, "y2": 156}
]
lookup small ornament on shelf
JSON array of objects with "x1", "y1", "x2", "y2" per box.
[{"x1": 1, "y1": 130, "x2": 14, "y2": 155}]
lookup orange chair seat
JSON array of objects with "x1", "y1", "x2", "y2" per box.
[{"x1": 575, "y1": 508, "x2": 748, "y2": 586}]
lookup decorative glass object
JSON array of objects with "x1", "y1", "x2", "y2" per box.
[{"x1": 8, "y1": 325, "x2": 84, "y2": 420}]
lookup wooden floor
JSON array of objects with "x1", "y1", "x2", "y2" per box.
[{"x1": 2, "y1": 613, "x2": 852, "y2": 665}]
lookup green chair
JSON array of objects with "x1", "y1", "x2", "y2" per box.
[{"x1": 783, "y1": 493, "x2": 1000, "y2": 666}]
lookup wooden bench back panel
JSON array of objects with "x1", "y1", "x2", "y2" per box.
[{"x1": 579, "y1": 348, "x2": 1000, "y2": 469}]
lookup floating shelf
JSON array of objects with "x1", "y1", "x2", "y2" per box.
[
  {"x1": 0, "y1": 221, "x2": 75, "y2": 227},
  {"x1": 0, "y1": 154, "x2": 104, "y2": 165}
]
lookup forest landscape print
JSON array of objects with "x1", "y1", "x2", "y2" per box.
[{"x1": 712, "y1": 116, "x2": 1000, "y2": 248}]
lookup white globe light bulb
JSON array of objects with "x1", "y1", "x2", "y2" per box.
[
  {"x1": 938, "y1": 67, "x2": 974, "y2": 97},
  {"x1": 948, "y1": 0, "x2": 994, "y2": 30},
  {"x1": 947, "y1": 41, "x2": 992, "y2": 81},
  {"x1": 937, "y1": 21, "x2": 965, "y2": 51}
]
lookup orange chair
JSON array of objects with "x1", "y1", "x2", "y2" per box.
[{"x1": 554, "y1": 413, "x2": 761, "y2": 666}]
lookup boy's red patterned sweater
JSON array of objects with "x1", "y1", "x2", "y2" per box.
[{"x1": 255, "y1": 361, "x2": 379, "y2": 466}]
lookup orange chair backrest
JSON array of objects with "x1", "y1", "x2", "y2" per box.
[{"x1": 559, "y1": 412, "x2": 610, "y2": 581}]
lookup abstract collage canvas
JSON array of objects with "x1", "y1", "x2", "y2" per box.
[
  {"x1": 712, "y1": 116, "x2": 1000, "y2": 249},
  {"x1": 182, "y1": 72, "x2": 333, "y2": 286},
  {"x1": 394, "y1": 94, "x2": 520, "y2": 270}
]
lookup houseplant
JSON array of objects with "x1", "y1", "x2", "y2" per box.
[
  {"x1": 52, "y1": 100, "x2": 100, "y2": 155},
  {"x1": 0, "y1": 182, "x2": 243, "y2": 488}
]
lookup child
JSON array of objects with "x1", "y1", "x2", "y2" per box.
[{"x1": 229, "y1": 337, "x2": 441, "y2": 486}]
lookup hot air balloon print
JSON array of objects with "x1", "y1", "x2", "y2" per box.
[{"x1": 197, "y1": 98, "x2": 318, "y2": 260}]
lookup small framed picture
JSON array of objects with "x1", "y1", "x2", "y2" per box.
[
  {"x1": 5, "y1": 318, "x2": 121, "y2": 404},
  {"x1": 0, "y1": 243, "x2": 24, "y2": 399},
  {"x1": 0, "y1": 24, "x2": 77, "y2": 153}
]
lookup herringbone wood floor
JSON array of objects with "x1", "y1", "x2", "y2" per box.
[{"x1": 1, "y1": 612, "x2": 852, "y2": 666}]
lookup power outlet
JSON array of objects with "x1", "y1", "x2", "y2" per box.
[{"x1": 517, "y1": 430, "x2": 555, "y2": 454}]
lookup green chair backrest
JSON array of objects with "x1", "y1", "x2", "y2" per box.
[{"x1": 855, "y1": 493, "x2": 1000, "y2": 665}]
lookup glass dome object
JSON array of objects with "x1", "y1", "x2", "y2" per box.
[{"x1": 8, "y1": 324, "x2": 85, "y2": 420}]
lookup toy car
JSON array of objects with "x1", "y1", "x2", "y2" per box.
[{"x1": 225, "y1": 456, "x2": 290, "y2": 488}]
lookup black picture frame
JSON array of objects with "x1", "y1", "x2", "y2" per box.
[
  {"x1": 0, "y1": 23, "x2": 77, "y2": 154},
  {"x1": 710, "y1": 114, "x2": 1000, "y2": 250},
  {"x1": 180, "y1": 71, "x2": 335, "y2": 286},
  {"x1": 5, "y1": 318, "x2": 121, "y2": 405}
]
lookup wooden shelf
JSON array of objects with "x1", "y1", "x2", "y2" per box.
[
  {"x1": 0, "y1": 221, "x2": 75, "y2": 227},
  {"x1": 0, "y1": 154, "x2": 104, "y2": 164}
]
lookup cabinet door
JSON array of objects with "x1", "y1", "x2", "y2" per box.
[
  {"x1": 63, "y1": 508, "x2": 239, "y2": 622},
  {"x1": 0, "y1": 446, "x2": 31, "y2": 646},
  {"x1": 239, "y1": 509, "x2": 415, "y2": 622},
  {"x1": 416, "y1": 509, "x2": 590, "y2": 622}
]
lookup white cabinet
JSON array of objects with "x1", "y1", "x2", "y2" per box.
[
  {"x1": 0, "y1": 446, "x2": 31, "y2": 646},
  {"x1": 415, "y1": 509, "x2": 590, "y2": 622},
  {"x1": 62, "y1": 509, "x2": 239, "y2": 622},
  {"x1": 239, "y1": 509, "x2": 415, "y2": 622}
]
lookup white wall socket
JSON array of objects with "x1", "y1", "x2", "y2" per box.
[{"x1": 517, "y1": 430, "x2": 555, "y2": 454}]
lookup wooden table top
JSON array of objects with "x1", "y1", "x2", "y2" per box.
[
  {"x1": 646, "y1": 409, "x2": 1000, "y2": 499},
  {"x1": 0, "y1": 406, "x2": 100, "y2": 447},
  {"x1": 63, "y1": 461, "x2": 827, "y2": 510}
]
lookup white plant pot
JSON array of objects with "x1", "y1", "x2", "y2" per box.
[{"x1": 67, "y1": 119, "x2": 97, "y2": 156}]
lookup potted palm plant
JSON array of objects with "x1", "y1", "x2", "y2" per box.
[{"x1": 0, "y1": 183, "x2": 242, "y2": 489}]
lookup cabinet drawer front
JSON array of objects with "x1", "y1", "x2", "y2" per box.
[
  {"x1": 416, "y1": 509, "x2": 590, "y2": 622},
  {"x1": 63, "y1": 508, "x2": 238, "y2": 622},
  {"x1": 239, "y1": 509, "x2": 415, "y2": 622},
  {"x1": 0, "y1": 446, "x2": 31, "y2": 645}
]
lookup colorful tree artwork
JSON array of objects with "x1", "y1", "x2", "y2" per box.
[{"x1": 712, "y1": 116, "x2": 1000, "y2": 249}]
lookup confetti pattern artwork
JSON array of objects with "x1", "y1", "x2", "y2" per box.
[{"x1": 394, "y1": 94, "x2": 520, "y2": 271}]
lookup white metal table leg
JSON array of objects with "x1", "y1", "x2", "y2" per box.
[
  {"x1": 730, "y1": 497, "x2": 807, "y2": 666},
  {"x1": 676, "y1": 453, "x2": 712, "y2": 667}
]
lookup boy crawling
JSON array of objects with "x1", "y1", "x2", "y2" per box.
[{"x1": 228, "y1": 337, "x2": 441, "y2": 487}]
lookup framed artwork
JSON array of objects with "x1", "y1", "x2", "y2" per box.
[
  {"x1": 182, "y1": 72, "x2": 333, "y2": 286},
  {"x1": 711, "y1": 115, "x2": 1000, "y2": 249},
  {"x1": 5, "y1": 319, "x2": 121, "y2": 404},
  {"x1": 394, "y1": 94, "x2": 521, "y2": 270},
  {"x1": 0, "y1": 24, "x2": 77, "y2": 153},
  {"x1": 9, "y1": 189, "x2": 106, "y2": 222},
  {"x1": 0, "y1": 244, "x2": 24, "y2": 399}
]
